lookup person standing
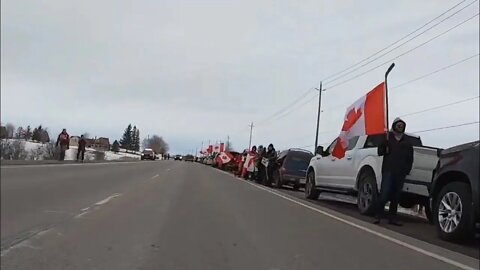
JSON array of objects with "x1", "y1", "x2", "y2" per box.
[
  {"x1": 77, "y1": 135, "x2": 86, "y2": 162},
  {"x1": 264, "y1": 144, "x2": 277, "y2": 187},
  {"x1": 374, "y1": 118, "x2": 413, "y2": 226},
  {"x1": 56, "y1": 129, "x2": 70, "y2": 161},
  {"x1": 255, "y1": 145, "x2": 266, "y2": 184}
]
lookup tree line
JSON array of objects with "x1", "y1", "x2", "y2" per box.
[{"x1": 118, "y1": 124, "x2": 169, "y2": 154}]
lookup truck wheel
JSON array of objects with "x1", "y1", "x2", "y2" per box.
[
  {"x1": 305, "y1": 171, "x2": 320, "y2": 200},
  {"x1": 434, "y1": 182, "x2": 473, "y2": 242},
  {"x1": 357, "y1": 172, "x2": 378, "y2": 215}
]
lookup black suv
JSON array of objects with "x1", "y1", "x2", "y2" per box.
[
  {"x1": 430, "y1": 140, "x2": 479, "y2": 242},
  {"x1": 273, "y1": 149, "x2": 313, "y2": 190},
  {"x1": 141, "y1": 149, "x2": 156, "y2": 160}
]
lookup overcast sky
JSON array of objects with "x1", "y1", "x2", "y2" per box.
[{"x1": 1, "y1": 0, "x2": 479, "y2": 154}]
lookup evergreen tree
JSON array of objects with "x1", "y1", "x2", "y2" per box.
[
  {"x1": 112, "y1": 140, "x2": 120, "y2": 153},
  {"x1": 134, "y1": 128, "x2": 140, "y2": 151},
  {"x1": 131, "y1": 126, "x2": 137, "y2": 151},
  {"x1": 120, "y1": 124, "x2": 132, "y2": 150}
]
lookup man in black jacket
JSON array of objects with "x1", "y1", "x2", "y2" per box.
[
  {"x1": 374, "y1": 118, "x2": 413, "y2": 226},
  {"x1": 77, "y1": 135, "x2": 86, "y2": 162},
  {"x1": 264, "y1": 144, "x2": 277, "y2": 187}
]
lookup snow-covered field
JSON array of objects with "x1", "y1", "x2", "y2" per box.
[{"x1": 3, "y1": 140, "x2": 140, "y2": 161}]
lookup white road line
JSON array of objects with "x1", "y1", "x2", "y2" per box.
[
  {"x1": 94, "y1": 193, "x2": 122, "y2": 206},
  {"x1": 1, "y1": 228, "x2": 52, "y2": 256},
  {"x1": 81, "y1": 207, "x2": 90, "y2": 212},
  {"x1": 74, "y1": 211, "x2": 90, "y2": 219},
  {"x1": 216, "y1": 169, "x2": 478, "y2": 270},
  {"x1": 151, "y1": 174, "x2": 160, "y2": 179}
]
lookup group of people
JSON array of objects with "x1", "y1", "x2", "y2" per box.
[
  {"x1": 232, "y1": 117, "x2": 415, "y2": 227},
  {"x1": 236, "y1": 143, "x2": 278, "y2": 186},
  {"x1": 55, "y1": 129, "x2": 87, "y2": 162}
]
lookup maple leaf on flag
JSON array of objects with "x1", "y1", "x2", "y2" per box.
[{"x1": 341, "y1": 107, "x2": 363, "y2": 131}]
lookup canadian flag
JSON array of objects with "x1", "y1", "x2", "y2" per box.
[
  {"x1": 207, "y1": 145, "x2": 213, "y2": 154},
  {"x1": 213, "y1": 144, "x2": 221, "y2": 153},
  {"x1": 332, "y1": 82, "x2": 387, "y2": 159},
  {"x1": 217, "y1": 151, "x2": 234, "y2": 165}
]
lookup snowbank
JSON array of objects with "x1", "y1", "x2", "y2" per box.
[{"x1": 2, "y1": 140, "x2": 140, "y2": 161}]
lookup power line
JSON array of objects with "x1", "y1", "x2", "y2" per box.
[
  {"x1": 325, "y1": 13, "x2": 479, "y2": 91},
  {"x1": 323, "y1": 53, "x2": 480, "y2": 112},
  {"x1": 254, "y1": 2, "x2": 477, "y2": 129},
  {"x1": 412, "y1": 121, "x2": 479, "y2": 133},
  {"x1": 399, "y1": 96, "x2": 480, "y2": 117},
  {"x1": 257, "y1": 88, "x2": 316, "y2": 125},
  {"x1": 324, "y1": 0, "x2": 478, "y2": 84},
  {"x1": 320, "y1": 0, "x2": 470, "y2": 82},
  {"x1": 392, "y1": 54, "x2": 479, "y2": 89}
]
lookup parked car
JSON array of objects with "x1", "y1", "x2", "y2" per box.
[
  {"x1": 184, "y1": 154, "x2": 195, "y2": 162},
  {"x1": 430, "y1": 140, "x2": 479, "y2": 242},
  {"x1": 272, "y1": 149, "x2": 313, "y2": 190},
  {"x1": 305, "y1": 134, "x2": 440, "y2": 218},
  {"x1": 174, "y1": 155, "x2": 183, "y2": 161},
  {"x1": 141, "y1": 149, "x2": 156, "y2": 160}
]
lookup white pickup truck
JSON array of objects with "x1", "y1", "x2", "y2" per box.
[{"x1": 305, "y1": 133, "x2": 441, "y2": 220}]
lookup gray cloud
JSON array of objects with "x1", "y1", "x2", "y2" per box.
[{"x1": 2, "y1": 0, "x2": 478, "y2": 154}]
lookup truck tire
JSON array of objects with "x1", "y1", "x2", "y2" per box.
[
  {"x1": 305, "y1": 171, "x2": 320, "y2": 200},
  {"x1": 357, "y1": 172, "x2": 378, "y2": 215},
  {"x1": 433, "y1": 182, "x2": 473, "y2": 242}
]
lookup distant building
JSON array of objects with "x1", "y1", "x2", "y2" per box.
[
  {"x1": 91, "y1": 137, "x2": 110, "y2": 151},
  {"x1": 70, "y1": 136, "x2": 110, "y2": 151},
  {"x1": 70, "y1": 136, "x2": 80, "y2": 147}
]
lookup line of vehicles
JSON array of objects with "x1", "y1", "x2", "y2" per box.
[{"x1": 199, "y1": 138, "x2": 479, "y2": 243}]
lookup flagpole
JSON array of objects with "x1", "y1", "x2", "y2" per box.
[
  {"x1": 314, "y1": 81, "x2": 323, "y2": 153},
  {"x1": 385, "y1": 63, "x2": 396, "y2": 141}
]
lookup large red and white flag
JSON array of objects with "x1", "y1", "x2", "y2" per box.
[
  {"x1": 213, "y1": 144, "x2": 221, "y2": 153},
  {"x1": 332, "y1": 82, "x2": 387, "y2": 159},
  {"x1": 217, "y1": 151, "x2": 234, "y2": 165},
  {"x1": 207, "y1": 145, "x2": 213, "y2": 154}
]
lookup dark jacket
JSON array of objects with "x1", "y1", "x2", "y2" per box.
[
  {"x1": 78, "y1": 138, "x2": 86, "y2": 151},
  {"x1": 265, "y1": 148, "x2": 277, "y2": 167},
  {"x1": 378, "y1": 132, "x2": 413, "y2": 177}
]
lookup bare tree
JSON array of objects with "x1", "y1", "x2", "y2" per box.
[
  {"x1": 6, "y1": 123, "x2": 15, "y2": 139},
  {"x1": 145, "y1": 135, "x2": 169, "y2": 154}
]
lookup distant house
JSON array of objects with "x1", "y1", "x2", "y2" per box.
[
  {"x1": 70, "y1": 136, "x2": 80, "y2": 147},
  {"x1": 91, "y1": 137, "x2": 110, "y2": 151},
  {"x1": 0, "y1": 126, "x2": 6, "y2": 139}
]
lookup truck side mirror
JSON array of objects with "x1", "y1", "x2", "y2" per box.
[{"x1": 316, "y1": 146, "x2": 324, "y2": 155}]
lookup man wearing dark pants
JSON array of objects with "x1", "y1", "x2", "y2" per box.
[
  {"x1": 374, "y1": 118, "x2": 413, "y2": 226},
  {"x1": 77, "y1": 135, "x2": 86, "y2": 162}
]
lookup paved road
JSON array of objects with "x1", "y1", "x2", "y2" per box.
[{"x1": 1, "y1": 161, "x2": 478, "y2": 270}]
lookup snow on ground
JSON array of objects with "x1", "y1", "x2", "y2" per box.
[{"x1": 2, "y1": 140, "x2": 140, "y2": 161}]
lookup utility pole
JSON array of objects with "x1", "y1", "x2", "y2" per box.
[
  {"x1": 248, "y1": 122, "x2": 254, "y2": 150},
  {"x1": 314, "y1": 82, "x2": 324, "y2": 153}
]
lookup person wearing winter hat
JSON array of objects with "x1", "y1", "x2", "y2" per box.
[{"x1": 374, "y1": 117, "x2": 414, "y2": 226}]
